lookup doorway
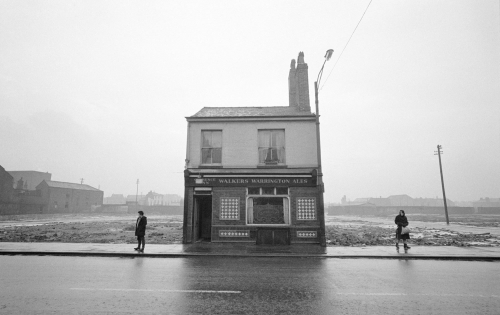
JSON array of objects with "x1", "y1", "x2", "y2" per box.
[{"x1": 195, "y1": 195, "x2": 212, "y2": 241}]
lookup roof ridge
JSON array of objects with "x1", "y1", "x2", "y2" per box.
[
  {"x1": 200, "y1": 106, "x2": 291, "y2": 108},
  {"x1": 43, "y1": 180, "x2": 100, "y2": 191},
  {"x1": 47, "y1": 179, "x2": 87, "y2": 185},
  {"x1": 190, "y1": 106, "x2": 314, "y2": 118}
]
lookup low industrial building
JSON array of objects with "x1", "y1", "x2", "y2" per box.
[{"x1": 36, "y1": 180, "x2": 103, "y2": 213}]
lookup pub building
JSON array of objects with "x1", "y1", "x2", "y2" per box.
[{"x1": 183, "y1": 52, "x2": 326, "y2": 245}]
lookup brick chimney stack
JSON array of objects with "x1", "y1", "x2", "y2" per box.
[{"x1": 288, "y1": 51, "x2": 311, "y2": 112}]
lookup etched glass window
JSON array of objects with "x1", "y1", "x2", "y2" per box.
[
  {"x1": 201, "y1": 130, "x2": 222, "y2": 164},
  {"x1": 297, "y1": 197, "x2": 316, "y2": 220},
  {"x1": 246, "y1": 187, "x2": 290, "y2": 225},
  {"x1": 220, "y1": 197, "x2": 240, "y2": 220}
]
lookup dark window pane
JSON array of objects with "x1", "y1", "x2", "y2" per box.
[
  {"x1": 212, "y1": 148, "x2": 222, "y2": 163},
  {"x1": 258, "y1": 130, "x2": 270, "y2": 147},
  {"x1": 202, "y1": 131, "x2": 211, "y2": 147},
  {"x1": 277, "y1": 148, "x2": 285, "y2": 163},
  {"x1": 212, "y1": 131, "x2": 222, "y2": 147},
  {"x1": 258, "y1": 148, "x2": 267, "y2": 163},
  {"x1": 248, "y1": 187, "x2": 260, "y2": 195},
  {"x1": 262, "y1": 187, "x2": 274, "y2": 195},
  {"x1": 271, "y1": 130, "x2": 277, "y2": 146},
  {"x1": 276, "y1": 187, "x2": 288, "y2": 195},
  {"x1": 201, "y1": 148, "x2": 211, "y2": 164}
]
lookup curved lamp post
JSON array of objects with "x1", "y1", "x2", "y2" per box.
[{"x1": 314, "y1": 49, "x2": 333, "y2": 247}]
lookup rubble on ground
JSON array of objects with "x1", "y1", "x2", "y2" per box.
[
  {"x1": 325, "y1": 224, "x2": 500, "y2": 247},
  {"x1": 1, "y1": 213, "x2": 499, "y2": 247},
  {"x1": 0, "y1": 215, "x2": 183, "y2": 244}
]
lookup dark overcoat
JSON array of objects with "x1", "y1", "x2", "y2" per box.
[
  {"x1": 395, "y1": 214, "x2": 410, "y2": 240},
  {"x1": 135, "y1": 216, "x2": 147, "y2": 237}
]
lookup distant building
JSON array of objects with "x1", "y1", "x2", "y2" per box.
[
  {"x1": 36, "y1": 180, "x2": 103, "y2": 213},
  {"x1": 365, "y1": 197, "x2": 391, "y2": 207},
  {"x1": 343, "y1": 194, "x2": 454, "y2": 207},
  {"x1": 453, "y1": 200, "x2": 473, "y2": 207},
  {"x1": 387, "y1": 194, "x2": 414, "y2": 206},
  {"x1": 103, "y1": 194, "x2": 126, "y2": 205},
  {"x1": 413, "y1": 197, "x2": 454, "y2": 207},
  {"x1": 473, "y1": 197, "x2": 500, "y2": 209},
  {"x1": 145, "y1": 191, "x2": 182, "y2": 206},
  {"x1": 0, "y1": 165, "x2": 14, "y2": 202},
  {"x1": 7, "y1": 170, "x2": 52, "y2": 191},
  {"x1": 126, "y1": 194, "x2": 147, "y2": 205}
]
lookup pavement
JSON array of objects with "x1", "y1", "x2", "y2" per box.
[{"x1": 1, "y1": 242, "x2": 500, "y2": 260}]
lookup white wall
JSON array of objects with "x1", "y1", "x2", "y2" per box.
[{"x1": 186, "y1": 120, "x2": 318, "y2": 168}]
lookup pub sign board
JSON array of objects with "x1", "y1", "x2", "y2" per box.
[{"x1": 188, "y1": 176, "x2": 316, "y2": 187}]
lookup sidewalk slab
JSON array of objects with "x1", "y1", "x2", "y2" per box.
[{"x1": 0, "y1": 242, "x2": 499, "y2": 260}]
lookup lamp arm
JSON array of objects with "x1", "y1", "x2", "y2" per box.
[{"x1": 316, "y1": 58, "x2": 328, "y2": 89}]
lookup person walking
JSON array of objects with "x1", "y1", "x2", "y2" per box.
[
  {"x1": 134, "y1": 210, "x2": 147, "y2": 253},
  {"x1": 395, "y1": 209, "x2": 410, "y2": 250}
]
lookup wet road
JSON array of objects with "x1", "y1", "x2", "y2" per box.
[{"x1": 0, "y1": 256, "x2": 499, "y2": 314}]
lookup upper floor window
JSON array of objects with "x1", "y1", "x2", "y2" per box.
[
  {"x1": 201, "y1": 130, "x2": 222, "y2": 164},
  {"x1": 258, "y1": 130, "x2": 285, "y2": 164}
]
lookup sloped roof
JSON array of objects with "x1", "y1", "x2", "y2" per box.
[
  {"x1": 190, "y1": 107, "x2": 315, "y2": 118},
  {"x1": 8, "y1": 170, "x2": 51, "y2": 175},
  {"x1": 0, "y1": 165, "x2": 13, "y2": 179},
  {"x1": 187, "y1": 168, "x2": 315, "y2": 175},
  {"x1": 41, "y1": 180, "x2": 101, "y2": 191},
  {"x1": 388, "y1": 194, "x2": 412, "y2": 199}
]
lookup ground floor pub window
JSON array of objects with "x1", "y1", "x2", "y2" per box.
[{"x1": 246, "y1": 187, "x2": 290, "y2": 225}]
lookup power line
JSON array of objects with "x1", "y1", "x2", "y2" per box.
[{"x1": 320, "y1": 0, "x2": 373, "y2": 91}]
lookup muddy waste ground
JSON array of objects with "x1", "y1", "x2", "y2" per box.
[
  {"x1": 326, "y1": 214, "x2": 500, "y2": 247},
  {"x1": 0, "y1": 214, "x2": 183, "y2": 244},
  {"x1": 1, "y1": 213, "x2": 499, "y2": 247}
]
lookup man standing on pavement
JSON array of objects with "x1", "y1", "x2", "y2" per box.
[{"x1": 134, "y1": 211, "x2": 147, "y2": 253}]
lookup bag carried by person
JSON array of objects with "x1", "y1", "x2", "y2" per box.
[{"x1": 401, "y1": 226, "x2": 410, "y2": 234}]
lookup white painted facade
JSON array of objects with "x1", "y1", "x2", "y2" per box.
[{"x1": 186, "y1": 118, "x2": 318, "y2": 169}]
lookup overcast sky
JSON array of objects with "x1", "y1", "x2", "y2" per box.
[{"x1": 1, "y1": 0, "x2": 499, "y2": 203}]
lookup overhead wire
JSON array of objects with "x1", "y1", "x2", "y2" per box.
[{"x1": 320, "y1": 0, "x2": 373, "y2": 91}]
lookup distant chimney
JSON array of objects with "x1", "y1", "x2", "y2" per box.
[{"x1": 288, "y1": 51, "x2": 311, "y2": 112}]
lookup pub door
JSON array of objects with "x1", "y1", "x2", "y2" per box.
[{"x1": 195, "y1": 195, "x2": 212, "y2": 241}]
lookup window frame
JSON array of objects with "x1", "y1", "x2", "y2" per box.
[
  {"x1": 246, "y1": 187, "x2": 290, "y2": 226},
  {"x1": 258, "y1": 129, "x2": 286, "y2": 165},
  {"x1": 200, "y1": 130, "x2": 222, "y2": 165}
]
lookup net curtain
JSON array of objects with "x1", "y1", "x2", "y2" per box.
[{"x1": 258, "y1": 130, "x2": 285, "y2": 163}]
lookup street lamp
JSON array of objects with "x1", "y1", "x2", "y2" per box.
[{"x1": 314, "y1": 49, "x2": 333, "y2": 247}]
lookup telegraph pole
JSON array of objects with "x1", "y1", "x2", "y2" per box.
[{"x1": 435, "y1": 145, "x2": 449, "y2": 225}]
